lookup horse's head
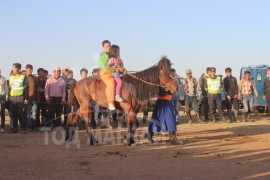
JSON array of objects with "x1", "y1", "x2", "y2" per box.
[{"x1": 158, "y1": 57, "x2": 178, "y2": 94}]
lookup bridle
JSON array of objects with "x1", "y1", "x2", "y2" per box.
[{"x1": 159, "y1": 70, "x2": 177, "y2": 93}]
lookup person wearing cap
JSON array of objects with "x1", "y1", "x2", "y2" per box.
[
  {"x1": 183, "y1": 69, "x2": 202, "y2": 124},
  {"x1": 170, "y1": 68, "x2": 183, "y2": 124},
  {"x1": 9, "y1": 63, "x2": 29, "y2": 133},
  {"x1": 198, "y1": 67, "x2": 211, "y2": 121},
  {"x1": 61, "y1": 67, "x2": 69, "y2": 81},
  {"x1": 36, "y1": 68, "x2": 47, "y2": 127},
  {"x1": 43, "y1": 67, "x2": 66, "y2": 131},
  {"x1": 80, "y1": 68, "x2": 88, "y2": 79},
  {"x1": 263, "y1": 67, "x2": 270, "y2": 116},
  {"x1": 223, "y1": 67, "x2": 239, "y2": 123},
  {"x1": 25, "y1": 64, "x2": 40, "y2": 131},
  {"x1": 63, "y1": 70, "x2": 77, "y2": 126},
  {"x1": 0, "y1": 69, "x2": 8, "y2": 133},
  {"x1": 239, "y1": 71, "x2": 259, "y2": 122},
  {"x1": 204, "y1": 67, "x2": 225, "y2": 123}
]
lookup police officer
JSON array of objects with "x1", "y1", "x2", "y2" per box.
[
  {"x1": 223, "y1": 67, "x2": 239, "y2": 122},
  {"x1": 9, "y1": 63, "x2": 28, "y2": 133},
  {"x1": 204, "y1": 67, "x2": 225, "y2": 123}
]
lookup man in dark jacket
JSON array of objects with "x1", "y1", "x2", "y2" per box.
[
  {"x1": 36, "y1": 68, "x2": 47, "y2": 127},
  {"x1": 263, "y1": 67, "x2": 270, "y2": 115},
  {"x1": 198, "y1": 67, "x2": 211, "y2": 121},
  {"x1": 223, "y1": 67, "x2": 239, "y2": 122}
]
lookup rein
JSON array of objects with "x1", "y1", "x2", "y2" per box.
[
  {"x1": 126, "y1": 72, "x2": 163, "y2": 87},
  {"x1": 126, "y1": 72, "x2": 176, "y2": 93}
]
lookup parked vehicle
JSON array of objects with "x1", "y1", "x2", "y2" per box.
[{"x1": 240, "y1": 65, "x2": 269, "y2": 113}]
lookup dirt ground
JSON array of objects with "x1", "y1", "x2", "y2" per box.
[{"x1": 1, "y1": 111, "x2": 270, "y2": 180}]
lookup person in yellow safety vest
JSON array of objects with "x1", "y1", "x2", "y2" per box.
[
  {"x1": 8, "y1": 63, "x2": 29, "y2": 133},
  {"x1": 204, "y1": 67, "x2": 225, "y2": 123}
]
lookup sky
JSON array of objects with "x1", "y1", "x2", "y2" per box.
[{"x1": 0, "y1": 0, "x2": 270, "y2": 80}]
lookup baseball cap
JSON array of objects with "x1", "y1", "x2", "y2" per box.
[
  {"x1": 210, "y1": 67, "x2": 216, "y2": 72},
  {"x1": 13, "y1": 63, "x2": 22, "y2": 69},
  {"x1": 54, "y1": 67, "x2": 61, "y2": 71},
  {"x1": 185, "y1": 69, "x2": 192, "y2": 74}
]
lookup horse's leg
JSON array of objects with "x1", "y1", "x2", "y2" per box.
[
  {"x1": 65, "y1": 108, "x2": 80, "y2": 142},
  {"x1": 125, "y1": 113, "x2": 137, "y2": 146},
  {"x1": 109, "y1": 110, "x2": 118, "y2": 128},
  {"x1": 81, "y1": 102, "x2": 97, "y2": 146}
]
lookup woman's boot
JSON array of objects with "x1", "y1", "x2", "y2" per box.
[
  {"x1": 169, "y1": 131, "x2": 178, "y2": 145},
  {"x1": 146, "y1": 131, "x2": 154, "y2": 144}
]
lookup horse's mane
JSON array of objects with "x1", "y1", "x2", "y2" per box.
[{"x1": 122, "y1": 56, "x2": 172, "y2": 102}]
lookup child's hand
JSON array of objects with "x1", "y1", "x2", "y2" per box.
[{"x1": 117, "y1": 68, "x2": 124, "y2": 72}]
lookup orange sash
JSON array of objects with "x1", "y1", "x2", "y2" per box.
[{"x1": 158, "y1": 94, "x2": 172, "y2": 101}]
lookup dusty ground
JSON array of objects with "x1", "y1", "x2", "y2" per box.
[{"x1": 1, "y1": 111, "x2": 270, "y2": 180}]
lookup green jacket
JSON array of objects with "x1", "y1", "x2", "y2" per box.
[{"x1": 98, "y1": 52, "x2": 111, "y2": 72}]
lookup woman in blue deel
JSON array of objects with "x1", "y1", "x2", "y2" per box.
[{"x1": 147, "y1": 86, "x2": 178, "y2": 145}]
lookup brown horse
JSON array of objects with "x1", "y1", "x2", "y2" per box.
[{"x1": 66, "y1": 56, "x2": 178, "y2": 146}]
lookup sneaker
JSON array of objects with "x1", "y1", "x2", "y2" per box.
[
  {"x1": 108, "y1": 103, "x2": 116, "y2": 111},
  {"x1": 115, "y1": 95, "x2": 124, "y2": 102},
  {"x1": 0, "y1": 129, "x2": 5, "y2": 133}
]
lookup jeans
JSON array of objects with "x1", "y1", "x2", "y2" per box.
[
  {"x1": 10, "y1": 96, "x2": 26, "y2": 129},
  {"x1": 208, "y1": 93, "x2": 223, "y2": 118},
  {"x1": 242, "y1": 95, "x2": 254, "y2": 113},
  {"x1": 0, "y1": 96, "x2": 6, "y2": 129},
  {"x1": 26, "y1": 100, "x2": 37, "y2": 128},
  {"x1": 172, "y1": 98, "x2": 180, "y2": 118},
  {"x1": 185, "y1": 96, "x2": 199, "y2": 113}
]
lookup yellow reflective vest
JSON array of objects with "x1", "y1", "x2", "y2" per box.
[
  {"x1": 207, "y1": 76, "x2": 221, "y2": 94},
  {"x1": 9, "y1": 74, "x2": 25, "y2": 96}
]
